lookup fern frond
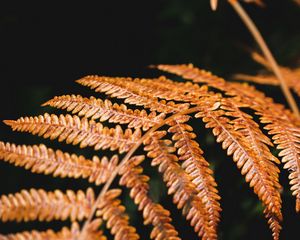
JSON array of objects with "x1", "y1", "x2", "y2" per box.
[
  {"x1": 118, "y1": 75, "x2": 209, "y2": 103},
  {"x1": 157, "y1": 64, "x2": 283, "y2": 217},
  {"x1": 0, "y1": 141, "x2": 118, "y2": 185},
  {"x1": 96, "y1": 189, "x2": 140, "y2": 240},
  {"x1": 77, "y1": 75, "x2": 190, "y2": 113},
  {"x1": 0, "y1": 188, "x2": 94, "y2": 222},
  {"x1": 167, "y1": 115, "x2": 221, "y2": 232},
  {"x1": 144, "y1": 131, "x2": 217, "y2": 240},
  {"x1": 4, "y1": 113, "x2": 141, "y2": 153},
  {"x1": 43, "y1": 95, "x2": 166, "y2": 131},
  {"x1": 0, "y1": 221, "x2": 106, "y2": 240},
  {"x1": 156, "y1": 64, "x2": 225, "y2": 86},
  {"x1": 156, "y1": 64, "x2": 273, "y2": 103},
  {"x1": 119, "y1": 155, "x2": 181, "y2": 240},
  {"x1": 195, "y1": 106, "x2": 282, "y2": 223},
  {"x1": 221, "y1": 97, "x2": 281, "y2": 177},
  {"x1": 234, "y1": 52, "x2": 300, "y2": 97},
  {"x1": 233, "y1": 73, "x2": 280, "y2": 85},
  {"x1": 259, "y1": 110, "x2": 300, "y2": 212}
]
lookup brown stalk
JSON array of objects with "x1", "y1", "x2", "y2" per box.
[{"x1": 228, "y1": 0, "x2": 300, "y2": 117}]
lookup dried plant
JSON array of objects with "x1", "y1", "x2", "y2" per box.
[
  {"x1": 1, "y1": 1, "x2": 300, "y2": 240},
  {"x1": 234, "y1": 52, "x2": 300, "y2": 97},
  {"x1": 1, "y1": 62, "x2": 300, "y2": 240}
]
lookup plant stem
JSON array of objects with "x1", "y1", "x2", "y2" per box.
[
  {"x1": 78, "y1": 106, "x2": 203, "y2": 240},
  {"x1": 228, "y1": 0, "x2": 300, "y2": 117}
]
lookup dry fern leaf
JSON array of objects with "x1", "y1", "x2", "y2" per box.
[
  {"x1": 0, "y1": 221, "x2": 106, "y2": 240},
  {"x1": 77, "y1": 75, "x2": 190, "y2": 113},
  {"x1": 220, "y1": 97, "x2": 281, "y2": 177},
  {"x1": 157, "y1": 63, "x2": 300, "y2": 217},
  {"x1": 194, "y1": 101, "x2": 283, "y2": 238},
  {"x1": 119, "y1": 155, "x2": 180, "y2": 240},
  {"x1": 0, "y1": 141, "x2": 118, "y2": 185},
  {"x1": 155, "y1": 63, "x2": 300, "y2": 136},
  {"x1": 115, "y1": 75, "x2": 209, "y2": 103},
  {"x1": 259, "y1": 109, "x2": 300, "y2": 212},
  {"x1": 0, "y1": 188, "x2": 94, "y2": 222},
  {"x1": 43, "y1": 95, "x2": 165, "y2": 131},
  {"x1": 144, "y1": 131, "x2": 217, "y2": 240},
  {"x1": 196, "y1": 104, "x2": 282, "y2": 213},
  {"x1": 167, "y1": 114, "x2": 221, "y2": 232},
  {"x1": 4, "y1": 113, "x2": 141, "y2": 153},
  {"x1": 234, "y1": 52, "x2": 300, "y2": 97},
  {"x1": 233, "y1": 73, "x2": 280, "y2": 85},
  {"x1": 96, "y1": 189, "x2": 140, "y2": 240}
]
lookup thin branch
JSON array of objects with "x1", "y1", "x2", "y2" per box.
[{"x1": 228, "y1": 0, "x2": 300, "y2": 117}]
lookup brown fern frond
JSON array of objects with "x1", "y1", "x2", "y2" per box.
[
  {"x1": 166, "y1": 62, "x2": 300, "y2": 214},
  {"x1": 0, "y1": 188, "x2": 94, "y2": 222},
  {"x1": 119, "y1": 75, "x2": 210, "y2": 103},
  {"x1": 0, "y1": 221, "x2": 106, "y2": 240},
  {"x1": 4, "y1": 113, "x2": 141, "y2": 153},
  {"x1": 144, "y1": 131, "x2": 217, "y2": 240},
  {"x1": 0, "y1": 141, "x2": 118, "y2": 185},
  {"x1": 156, "y1": 63, "x2": 300, "y2": 132},
  {"x1": 119, "y1": 155, "x2": 181, "y2": 240},
  {"x1": 77, "y1": 75, "x2": 190, "y2": 113},
  {"x1": 233, "y1": 73, "x2": 280, "y2": 85},
  {"x1": 195, "y1": 106, "x2": 282, "y2": 222},
  {"x1": 167, "y1": 114, "x2": 221, "y2": 232},
  {"x1": 221, "y1": 97, "x2": 281, "y2": 173},
  {"x1": 259, "y1": 110, "x2": 300, "y2": 212},
  {"x1": 96, "y1": 189, "x2": 140, "y2": 240},
  {"x1": 234, "y1": 52, "x2": 300, "y2": 97},
  {"x1": 43, "y1": 95, "x2": 166, "y2": 131}
]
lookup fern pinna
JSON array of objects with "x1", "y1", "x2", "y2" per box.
[{"x1": 1, "y1": 63, "x2": 300, "y2": 240}]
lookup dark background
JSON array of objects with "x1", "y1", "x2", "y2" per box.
[{"x1": 0, "y1": 0, "x2": 300, "y2": 239}]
